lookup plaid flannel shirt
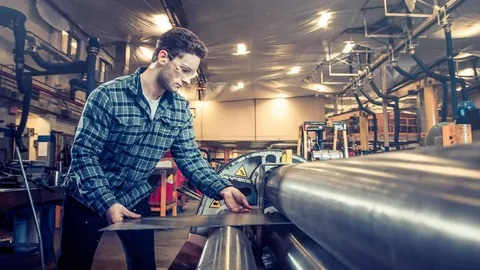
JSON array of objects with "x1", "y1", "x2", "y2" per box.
[{"x1": 64, "y1": 67, "x2": 232, "y2": 216}]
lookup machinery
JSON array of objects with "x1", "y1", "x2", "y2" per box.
[
  {"x1": 114, "y1": 144, "x2": 480, "y2": 270},
  {"x1": 298, "y1": 121, "x2": 348, "y2": 161}
]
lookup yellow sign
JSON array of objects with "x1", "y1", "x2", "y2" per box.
[
  {"x1": 234, "y1": 165, "x2": 248, "y2": 178},
  {"x1": 209, "y1": 200, "x2": 221, "y2": 208}
]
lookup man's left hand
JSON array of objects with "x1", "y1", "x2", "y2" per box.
[{"x1": 219, "y1": 186, "x2": 252, "y2": 213}]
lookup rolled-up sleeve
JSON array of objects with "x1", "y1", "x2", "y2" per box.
[
  {"x1": 171, "y1": 107, "x2": 232, "y2": 200},
  {"x1": 69, "y1": 89, "x2": 117, "y2": 215}
]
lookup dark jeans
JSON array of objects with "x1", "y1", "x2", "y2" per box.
[{"x1": 57, "y1": 195, "x2": 155, "y2": 270}]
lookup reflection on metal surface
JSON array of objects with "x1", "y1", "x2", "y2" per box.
[
  {"x1": 168, "y1": 234, "x2": 207, "y2": 270},
  {"x1": 100, "y1": 210, "x2": 290, "y2": 231},
  {"x1": 266, "y1": 225, "x2": 348, "y2": 270},
  {"x1": 266, "y1": 143, "x2": 480, "y2": 269},
  {"x1": 197, "y1": 226, "x2": 256, "y2": 270}
]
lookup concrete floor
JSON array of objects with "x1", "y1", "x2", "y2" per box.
[{"x1": 0, "y1": 201, "x2": 200, "y2": 270}]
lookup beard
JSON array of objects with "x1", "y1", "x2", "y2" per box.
[{"x1": 155, "y1": 70, "x2": 173, "y2": 93}]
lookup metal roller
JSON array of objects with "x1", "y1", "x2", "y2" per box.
[
  {"x1": 266, "y1": 143, "x2": 480, "y2": 270},
  {"x1": 265, "y1": 225, "x2": 348, "y2": 270},
  {"x1": 196, "y1": 226, "x2": 256, "y2": 270}
]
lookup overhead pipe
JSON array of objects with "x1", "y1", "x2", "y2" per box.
[
  {"x1": 0, "y1": 7, "x2": 28, "y2": 94},
  {"x1": 15, "y1": 77, "x2": 32, "y2": 153},
  {"x1": 26, "y1": 31, "x2": 72, "y2": 63},
  {"x1": 473, "y1": 59, "x2": 479, "y2": 83},
  {"x1": 69, "y1": 78, "x2": 87, "y2": 100},
  {"x1": 27, "y1": 36, "x2": 100, "y2": 97},
  {"x1": 391, "y1": 60, "x2": 449, "y2": 121},
  {"x1": 85, "y1": 38, "x2": 100, "y2": 96},
  {"x1": 353, "y1": 91, "x2": 378, "y2": 153},
  {"x1": 444, "y1": 23, "x2": 461, "y2": 118},
  {"x1": 441, "y1": 83, "x2": 449, "y2": 121},
  {"x1": 410, "y1": 53, "x2": 467, "y2": 119},
  {"x1": 266, "y1": 142, "x2": 480, "y2": 270},
  {"x1": 368, "y1": 78, "x2": 401, "y2": 150},
  {"x1": 28, "y1": 47, "x2": 86, "y2": 72},
  {"x1": 357, "y1": 86, "x2": 397, "y2": 152},
  {"x1": 0, "y1": 7, "x2": 32, "y2": 152},
  {"x1": 357, "y1": 85, "x2": 394, "y2": 109},
  {"x1": 341, "y1": 0, "x2": 468, "y2": 94},
  {"x1": 391, "y1": 63, "x2": 418, "y2": 80}
]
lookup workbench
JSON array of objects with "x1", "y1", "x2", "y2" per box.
[
  {"x1": 0, "y1": 186, "x2": 64, "y2": 263},
  {"x1": 149, "y1": 167, "x2": 178, "y2": 217}
]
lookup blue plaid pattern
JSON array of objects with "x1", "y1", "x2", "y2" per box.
[{"x1": 64, "y1": 67, "x2": 232, "y2": 216}]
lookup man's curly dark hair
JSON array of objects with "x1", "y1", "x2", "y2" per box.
[{"x1": 152, "y1": 27, "x2": 208, "y2": 62}]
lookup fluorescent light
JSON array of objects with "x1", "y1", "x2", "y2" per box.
[
  {"x1": 458, "y1": 68, "x2": 474, "y2": 77},
  {"x1": 342, "y1": 41, "x2": 355, "y2": 54},
  {"x1": 454, "y1": 52, "x2": 473, "y2": 60},
  {"x1": 154, "y1": 14, "x2": 172, "y2": 32},
  {"x1": 234, "y1": 43, "x2": 249, "y2": 55},
  {"x1": 232, "y1": 81, "x2": 245, "y2": 91},
  {"x1": 287, "y1": 66, "x2": 301, "y2": 75},
  {"x1": 317, "y1": 12, "x2": 332, "y2": 28}
]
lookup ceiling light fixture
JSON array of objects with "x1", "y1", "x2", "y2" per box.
[
  {"x1": 342, "y1": 41, "x2": 356, "y2": 54},
  {"x1": 154, "y1": 14, "x2": 172, "y2": 32},
  {"x1": 237, "y1": 81, "x2": 245, "y2": 89},
  {"x1": 287, "y1": 66, "x2": 301, "y2": 75},
  {"x1": 234, "y1": 43, "x2": 249, "y2": 55},
  {"x1": 317, "y1": 12, "x2": 332, "y2": 28}
]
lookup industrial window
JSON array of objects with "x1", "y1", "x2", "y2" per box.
[
  {"x1": 61, "y1": 31, "x2": 80, "y2": 60},
  {"x1": 97, "y1": 58, "x2": 111, "y2": 83}
]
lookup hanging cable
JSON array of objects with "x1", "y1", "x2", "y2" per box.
[{"x1": 368, "y1": 72, "x2": 401, "y2": 150}]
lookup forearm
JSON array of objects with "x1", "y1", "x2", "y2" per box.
[{"x1": 173, "y1": 149, "x2": 232, "y2": 199}]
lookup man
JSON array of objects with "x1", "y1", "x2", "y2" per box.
[{"x1": 58, "y1": 27, "x2": 251, "y2": 270}]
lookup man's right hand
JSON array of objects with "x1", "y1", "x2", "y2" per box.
[{"x1": 105, "y1": 203, "x2": 141, "y2": 224}]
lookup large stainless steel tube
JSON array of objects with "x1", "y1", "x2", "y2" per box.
[
  {"x1": 196, "y1": 226, "x2": 256, "y2": 270},
  {"x1": 266, "y1": 225, "x2": 348, "y2": 270},
  {"x1": 266, "y1": 143, "x2": 480, "y2": 270}
]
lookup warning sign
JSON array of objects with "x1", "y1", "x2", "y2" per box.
[
  {"x1": 234, "y1": 165, "x2": 248, "y2": 178},
  {"x1": 209, "y1": 200, "x2": 221, "y2": 208}
]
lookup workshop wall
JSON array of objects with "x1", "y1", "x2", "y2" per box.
[{"x1": 191, "y1": 96, "x2": 325, "y2": 141}]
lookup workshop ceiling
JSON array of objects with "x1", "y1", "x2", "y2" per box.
[{"x1": 48, "y1": 0, "x2": 480, "y2": 105}]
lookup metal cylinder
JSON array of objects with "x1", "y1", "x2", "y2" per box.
[
  {"x1": 197, "y1": 226, "x2": 256, "y2": 270},
  {"x1": 266, "y1": 143, "x2": 480, "y2": 270},
  {"x1": 311, "y1": 150, "x2": 344, "y2": 161},
  {"x1": 265, "y1": 225, "x2": 347, "y2": 270}
]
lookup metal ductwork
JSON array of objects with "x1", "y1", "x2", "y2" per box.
[
  {"x1": 341, "y1": 0, "x2": 467, "y2": 94},
  {"x1": 0, "y1": 6, "x2": 32, "y2": 152}
]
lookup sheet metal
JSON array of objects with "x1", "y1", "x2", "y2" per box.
[
  {"x1": 100, "y1": 210, "x2": 290, "y2": 232},
  {"x1": 266, "y1": 143, "x2": 480, "y2": 270}
]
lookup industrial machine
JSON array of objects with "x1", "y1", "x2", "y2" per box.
[
  {"x1": 298, "y1": 121, "x2": 348, "y2": 161},
  {"x1": 103, "y1": 145, "x2": 480, "y2": 270}
]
